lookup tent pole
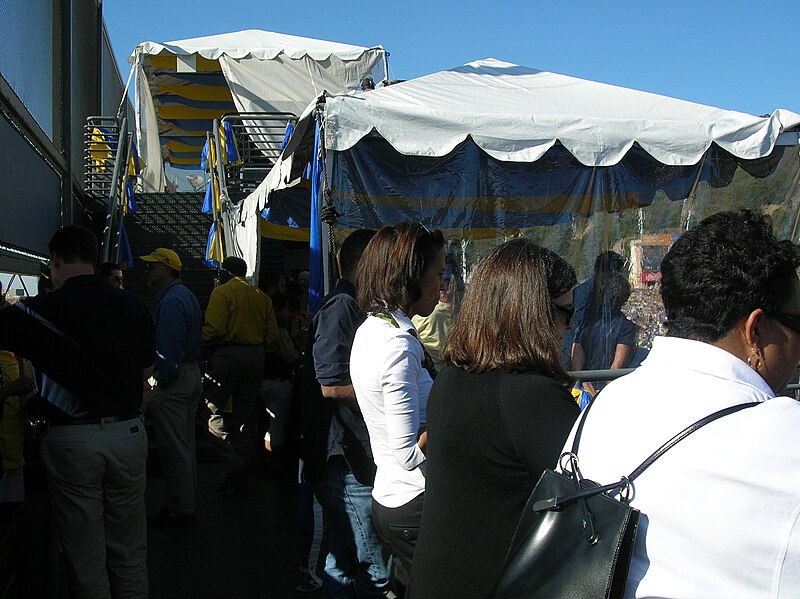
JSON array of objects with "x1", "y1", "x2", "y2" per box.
[
  {"x1": 116, "y1": 53, "x2": 136, "y2": 122},
  {"x1": 680, "y1": 150, "x2": 709, "y2": 230}
]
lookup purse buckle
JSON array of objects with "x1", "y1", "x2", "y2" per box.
[{"x1": 558, "y1": 451, "x2": 579, "y2": 477}]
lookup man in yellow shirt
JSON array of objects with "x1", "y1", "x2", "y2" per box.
[
  {"x1": 203, "y1": 256, "x2": 277, "y2": 492},
  {"x1": 411, "y1": 284, "x2": 453, "y2": 373}
]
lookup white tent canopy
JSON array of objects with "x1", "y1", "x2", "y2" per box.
[
  {"x1": 253, "y1": 57, "x2": 800, "y2": 212},
  {"x1": 130, "y1": 30, "x2": 386, "y2": 191},
  {"x1": 237, "y1": 58, "x2": 800, "y2": 277},
  {"x1": 133, "y1": 30, "x2": 385, "y2": 61},
  {"x1": 325, "y1": 58, "x2": 800, "y2": 166}
]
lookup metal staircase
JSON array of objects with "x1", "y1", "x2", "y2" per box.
[
  {"x1": 121, "y1": 192, "x2": 215, "y2": 310},
  {"x1": 84, "y1": 116, "x2": 216, "y2": 309},
  {"x1": 83, "y1": 111, "x2": 298, "y2": 307}
]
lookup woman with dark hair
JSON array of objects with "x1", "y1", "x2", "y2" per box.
[
  {"x1": 407, "y1": 239, "x2": 580, "y2": 599},
  {"x1": 350, "y1": 221, "x2": 446, "y2": 598},
  {"x1": 572, "y1": 272, "x2": 638, "y2": 397}
]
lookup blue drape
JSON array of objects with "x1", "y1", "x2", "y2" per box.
[
  {"x1": 119, "y1": 224, "x2": 133, "y2": 268},
  {"x1": 281, "y1": 122, "x2": 295, "y2": 151},
  {"x1": 200, "y1": 140, "x2": 209, "y2": 171},
  {"x1": 126, "y1": 178, "x2": 138, "y2": 213},
  {"x1": 308, "y1": 120, "x2": 323, "y2": 313},
  {"x1": 205, "y1": 223, "x2": 219, "y2": 268},
  {"x1": 223, "y1": 121, "x2": 240, "y2": 164},
  {"x1": 201, "y1": 180, "x2": 213, "y2": 214},
  {"x1": 327, "y1": 137, "x2": 775, "y2": 232}
]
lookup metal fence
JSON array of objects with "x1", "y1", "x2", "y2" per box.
[
  {"x1": 217, "y1": 112, "x2": 297, "y2": 199},
  {"x1": 572, "y1": 367, "x2": 800, "y2": 400}
]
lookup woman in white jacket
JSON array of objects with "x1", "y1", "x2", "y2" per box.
[{"x1": 350, "y1": 221, "x2": 445, "y2": 598}]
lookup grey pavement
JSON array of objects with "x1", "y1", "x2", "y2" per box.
[{"x1": 146, "y1": 447, "x2": 317, "y2": 598}]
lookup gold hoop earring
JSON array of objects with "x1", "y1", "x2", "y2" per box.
[{"x1": 747, "y1": 352, "x2": 762, "y2": 372}]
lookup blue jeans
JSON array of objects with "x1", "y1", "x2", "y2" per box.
[{"x1": 313, "y1": 457, "x2": 390, "y2": 598}]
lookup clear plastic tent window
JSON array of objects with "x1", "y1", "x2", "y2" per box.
[{"x1": 326, "y1": 133, "x2": 800, "y2": 376}]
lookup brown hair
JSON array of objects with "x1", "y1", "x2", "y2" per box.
[
  {"x1": 442, "y1": 239, "x2": 576, "y2": 382},
  {"x1": 356, "y1": 221, "x2": 445, "y2": 313}
]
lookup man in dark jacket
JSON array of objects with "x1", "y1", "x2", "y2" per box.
[
  {"x1": 0, "y1": 225, "x2": 154, "y2": 598},
  {"x1": 302, "y1": 229, "x2": 391, "y2": 597}
]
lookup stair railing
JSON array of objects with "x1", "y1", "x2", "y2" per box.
[
  {"x1": 217, "y1": 112, "x2": 297, "y2": 197},
  {"x1": 101, "y1": 117, "x2": 131, "y2": 263},
  {"x1": 209, "y1": 113, "x2": 297, "y2": 259},
  {"x1": 110, "y1": 132, "x2": 134, "y2": 263},
  {"x1": 85, "y1": 115, "x2": 134, "y2": 263},
  {"x1": 84, "y1": 116, "x2": 122, "y2": 204}
]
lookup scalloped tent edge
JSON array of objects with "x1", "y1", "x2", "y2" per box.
[
  {"x1": 130, "y1": 29, "x2": 385, "y2": 63},
  {"x1": 322, "y1": 58, "x2": 800, "y2": 167},
  {"x1": 232, "y1": 58, "x2": 800, "y2": 279}
]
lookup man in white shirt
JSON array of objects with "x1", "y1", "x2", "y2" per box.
[{"x1": 565, "y1": 209, "x2": 800, "y2": 598}]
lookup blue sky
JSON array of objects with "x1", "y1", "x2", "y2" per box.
[{"x1": 105, "y1": 0, "x2": 798, "y2": 117}]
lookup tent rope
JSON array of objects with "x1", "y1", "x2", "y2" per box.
[{"x1": 317, "y1": 111, "x2": 340, "y2": 279}]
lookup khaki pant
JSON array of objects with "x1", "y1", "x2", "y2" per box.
[
  {"x1": 150, "y1": 362, "x2": 202, "y2": 515},
  {"x1": 41, "y1": 418, "x2": 148, "y2": 599}
]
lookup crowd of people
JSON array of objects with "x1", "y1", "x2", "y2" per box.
[
  {"x1": 2, "y1": 207, "x2": 800, "y2": 598},
  {"x1": 623, "y1": 285, "x2": 668, "y2": 350}
]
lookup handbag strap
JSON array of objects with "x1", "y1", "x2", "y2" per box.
[
  {"x1": 539, "y1": 401, "x2": 758, "y2": 513},
  {"x1": 569, "y1": 385, "x2": 600, "y2": 455},
  {"x1": 572, "y1": 395, "x2": 757, "y2": 482},
  {"x1": 626, "y1": 402, "x2": 756, "y2": 482}
]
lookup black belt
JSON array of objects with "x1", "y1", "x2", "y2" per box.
[{"x1": 50, "y1": 415, "x2": 139, "y2": 427}]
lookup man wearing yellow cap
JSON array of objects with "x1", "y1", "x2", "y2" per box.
[
  {"x1": 203, "y1": 256, "x2": 278, "y2": 492},
  {"x1": 140, "y1": 248, "x2": 203, "y2": 527}
]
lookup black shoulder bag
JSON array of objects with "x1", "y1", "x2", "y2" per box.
[{"x1": 489, "y1": 399, "x2": 757, "y2": 599}]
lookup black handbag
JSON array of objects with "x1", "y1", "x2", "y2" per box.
[{"x1": 489, "y1": 400, "x2": 757, "y2": 599}]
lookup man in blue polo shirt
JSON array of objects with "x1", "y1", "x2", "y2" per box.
[
  {"x1": 141, "y1": 247, "x2": 203, "y2": 527},
  {"x1": 302, "y1": 229, "x2": 391, "y2": 597},
  {"x1": 0, "y1": 225, "x2": 154, "y2": 598}
]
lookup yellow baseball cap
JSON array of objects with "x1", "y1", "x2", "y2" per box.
[{"x1": 140, "y1": 248, "x2": 182, "y2": 271}]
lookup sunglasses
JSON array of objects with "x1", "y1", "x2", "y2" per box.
[
  {"x1": 552, "y1": 303, "x2": 576, "y2": 326},
  {"x1": 770, "y1": 312, "x2": 800, "y2": 335}
]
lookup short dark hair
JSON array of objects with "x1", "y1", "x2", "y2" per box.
[
  {"x1": 221, "y1": 256, "x2": 247, "y2": 278},
  {"x1": 442, "y1": 239, "x2": 576, "y2": 381},
  {"x1": 356, "y1": 222, "x2": 445, "y2": 313},
  {"x1": 594, "y1": 250, "x2": 623, "y2": 274},
  {"x1": 49, "y1": 225, "x2": 98, "y2": 265},
  {"x1": 339, "y1": 229, "x2": 375, "y2": 280},
  {"x1": 97, "y1": 262, "x2": 120, "y2": 277},
  {"x1": 661, "y1": 209, "x2": 800, "y2": 342},
  {"x1": 605, "y1": 273, "x2": 631, "y2": 311}
]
